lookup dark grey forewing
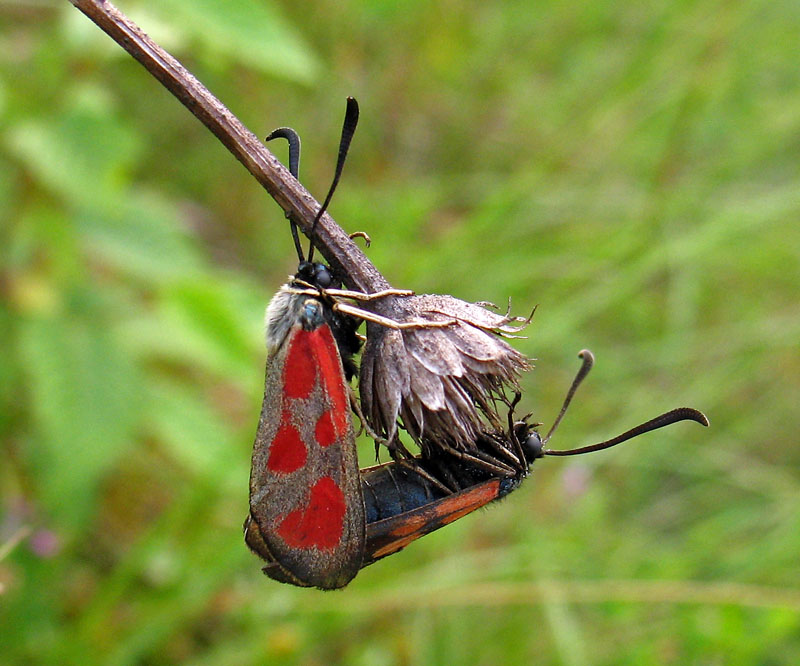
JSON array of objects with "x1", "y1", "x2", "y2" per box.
[{"x1": 248, "y1": 294, "x2": 366, "y2": 589}]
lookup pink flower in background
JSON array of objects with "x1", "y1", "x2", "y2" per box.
[
  {"x1": 29, "y1": 529, "x2": 61, "y2": 559},
  {"x1": 561, "y1": 464, "x2": 592, "y2": 500}
]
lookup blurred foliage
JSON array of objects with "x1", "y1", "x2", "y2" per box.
[{"x1": 1, "y1": 0, "x2": 799, "y2": 664}]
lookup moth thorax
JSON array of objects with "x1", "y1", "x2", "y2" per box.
[
  {"x1": 264, "y1": 289, "x2": 325, "y2": 353},
  {"x1": 300, "y1": 298, "x2": 326, "y2": 330}
]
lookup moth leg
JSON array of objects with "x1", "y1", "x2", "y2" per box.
[
  {"x1": 427, "y1": 455, "x2": 462, "y2": 493},
  {"x1": 468, "y1": 449, "x2": 518, "y2": 477},
  {"x1": 478, "y1": 430, "x2": 526, "y2": 472},
  {"x1": 348, "y1": 230, "x2": 371, "y2": 247},
  {"x1": 382, "y1": 432, "x2": 415, "y2": 461},
  {"x1": 326, "y1": 287, "x2": 414, "y2": 301},
  {"x1": 493, "y1": 304, "x2": 538, "y2": 337},
  {"x1": 333, "y1": 302, "x2": 455, "y2": 329},
  {"x1": 280, "y1": 283, "x2": 320, "y2": 297},
  {"x1": 288, "y1": 282, "x2": 408, "y2": 303},
  {"x1": 348, "y1": 386, "x2": 387, "y2": 445},
  {"x1": 437, "y1": 442, "x2": 518, "y2": 478},
  {"x1": 504, "y1": 391, "x2": 528, "y2": 467}
]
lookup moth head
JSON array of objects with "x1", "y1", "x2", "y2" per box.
[{"x1": 295, "y1": 261, "x2": 336, "y2": 290}]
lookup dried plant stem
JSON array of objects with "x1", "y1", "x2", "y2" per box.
[
  {"x1": 67, "y1": 0, "x2": 390, "y2": 294},
  {"x1": 69, "y1": 1, "x2": 534, "y2": 454}
]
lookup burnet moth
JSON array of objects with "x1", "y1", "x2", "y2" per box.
[
  {"x1": 246, "y1": 99, "x2": 446, "y2": 589},
  {"x1": 359, "y1": 350, "x2": 708, "y2": 568}
]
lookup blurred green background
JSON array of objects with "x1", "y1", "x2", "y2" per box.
[{"x1": 2, "y1": 0, "x2": 799, "y2": 663}]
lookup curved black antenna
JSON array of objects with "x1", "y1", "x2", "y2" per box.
[
  {"x1": 266, "y1": 127, "x2": 304, "y2": 261},
  {"x1": 538, "y1": 349, "x2": 709, "y2": 457},
  {"x1": 306, "y1": 96, "x2": 360, "y2": 263},
  {"x1": 544, "y1": 407, "x2": 709, "y2": 456},
  {"x1": 266, "y1": 127, "x2": 301, "y2": 177},
  {"x1": 543, "y1": 349, "x2": 594, "y2": 444}
]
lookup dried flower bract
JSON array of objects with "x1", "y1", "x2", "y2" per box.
[{"x1": 360, "y1": 293, "x2": 532, "y2": 458}]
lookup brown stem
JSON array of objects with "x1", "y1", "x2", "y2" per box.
[{"x1": 67, "y1": 0, "x2": 391, "y2": 293}]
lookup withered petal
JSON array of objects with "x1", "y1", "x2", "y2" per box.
[
  {"x1": 405, "y1": 327, "x2": 466, "y2": 378},
  {"x1": 409, "y1": 294, "x2": 531, "y2": 334},
  {"x1": 446, "y1": 319, "x2": 516, "y2": 363},
  {"x1": 360, "y1": 292, "x2": 532, "y2": 454},
  {"x1": 406, "y1": 353, "x2": 448, "y2": 411}
]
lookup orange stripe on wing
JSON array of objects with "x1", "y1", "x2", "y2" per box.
[{"x1": 364, "y1": 479, "x2": 501, "y2": 562}]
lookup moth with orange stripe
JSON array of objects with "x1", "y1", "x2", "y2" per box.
[{"x1": 359, "y1": 352, "x2": 708, "y2": 569}]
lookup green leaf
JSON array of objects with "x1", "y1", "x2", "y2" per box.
[
  {"x1": 5, "y1": 94, "x2": 140, "y2": 208},
  {"x1": 0, "y1": 74, "x2": 6, "y2": 118},
  {"x1": 76, "y1": 189, "x2": 205, "y2": 283},
  {"x1": 145, "y1": 378, "x2": 247, "y2": 486},
  {"x1": 155, "y1": 0, "x2": 321, "y2": 83},
  {"x1": 0, "y1": 156, "x2": 18, "y2": 232},
  {"x1": 158, "y1": 277, "x2": 264, "y2": 381},
  {"x1": 18, "y1": 312, "x2": 144, "y2": 528}
]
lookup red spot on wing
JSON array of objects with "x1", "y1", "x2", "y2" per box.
[
  {"x1": 312, "y1": 327, "x2": 349, "y2": 441},
  {"x1": 283, "y1": 328, "x2": 347, "y2": 441},
  {"x1": 283, "y1": 331, "x2": 316, "y2": 399},
  {"x1": 315, "y1": 410, "x2": 336, "y2": 448},
  {"x1": 267, "y1": 415, "x2": 307, "y2": 473},
  {"x1": 276, "y1": 477, "x2": 346, "y2": 550}
]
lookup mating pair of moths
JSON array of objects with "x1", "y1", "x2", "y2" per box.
[{"x1": 244, "y1": 99, "x2": 708, "y2": 589}]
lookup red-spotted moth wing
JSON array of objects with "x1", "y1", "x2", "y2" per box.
[{"x1": 247, "y1": 286, "x2": 366, "y2": 589}]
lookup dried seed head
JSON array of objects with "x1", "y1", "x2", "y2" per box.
[{"x1": 359, "y1": 294, "x2": 532, "y2": 455}]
